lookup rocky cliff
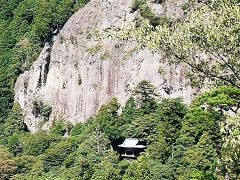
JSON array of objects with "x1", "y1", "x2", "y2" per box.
[{"x1": 14, "y1": 0, "x2": 198, "y2": 133}]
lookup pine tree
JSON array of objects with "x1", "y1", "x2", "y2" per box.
[{"x1": 134, "y1": 80, "x2": 158, "y2": 114}]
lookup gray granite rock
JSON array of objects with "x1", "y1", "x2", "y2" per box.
[{"x1": 14, "y1": 0, "x2": 198, "y2": 133}]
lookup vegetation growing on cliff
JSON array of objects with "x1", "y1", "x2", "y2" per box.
[
  {"x1": 131, "y1": 0, "x2": 170, "y2": 27},
  {"x1": 0, "y1": 0, "x2": 90, "y2": 126},
  {"x1": 109, "y1": 0, "x2": 240, "y2": 89}
]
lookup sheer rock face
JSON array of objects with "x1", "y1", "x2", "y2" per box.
[{"x1": 15, "y1": 0, "x2": 198, "y2": 133}]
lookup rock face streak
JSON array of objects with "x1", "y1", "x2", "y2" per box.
[{"x1": 15, "y1": 0, "x2": 197, "y2": 133}]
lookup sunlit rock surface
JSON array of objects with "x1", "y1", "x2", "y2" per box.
[{"x1": 15, "y1": 0, "x2": 198, "y2": 133}]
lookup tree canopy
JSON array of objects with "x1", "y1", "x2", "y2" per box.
[{"x1": 0, "y1": 81, "x2": 239, "y2": 179}]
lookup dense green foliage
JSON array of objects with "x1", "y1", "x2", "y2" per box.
[{"x1": 1, "y1": 81, "x2": 239, "y2": 179}]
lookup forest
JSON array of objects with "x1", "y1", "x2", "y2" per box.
[
  {"x1": 1, "y1": 81, "x2": 240, "y2": 179},
  {"x1": 0, "y1": 0, "x2": 240, "y2": 179}
]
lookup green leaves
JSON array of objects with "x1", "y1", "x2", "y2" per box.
[
  {"x1": 0, "y1": 145, "x2": 17, "y2": 180},
  {"x1": 4, "y1": 103, "x2": 27, "y2": 136},
  {"x1": 0, "y1": 88, "x2": 14, "y2": 123},
  {"x1": 178, "y1": 132, "x2": 218, "y2": 180},
  {"x1": 41, "y1": 139, "x2": 77, "y2": 172},
  {"x1": 94, "y1": 98, "x2": 121, "y2": 140},
  {"x1": 0, "y1": 0, "x2": 90, "y2": 132},
  {"x1": 128, "y1": 114, "x2": 159, "y2": 141},
  {"x1": 22, "y1": 133, "x2": 58, "y2": 156},
  {"x1": 134, "y1": 80, "x2": 158, "y2": 114},
  {"x1": 193, "y1": 86, "x2": 240, "y2": 113},
  {"x1": 1, "y1": 85, "x2": 240, "y2": 179},
  {"x1": 131, "y1": 0, "x2": 169, "y2": 27},
  {"x1": 219, "y1": 115, "x2": 240, "y2": 179},
  {"x1": 112, "y1": 0, "x2": 240, "y2": 88}
]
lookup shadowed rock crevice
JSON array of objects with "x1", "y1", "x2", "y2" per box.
[
  {"x1": 37, "y1": 67, "x2": 42, "y2": 88},
  {"x1": 43, "y1": 51, "x2": 51, "y2": 85}
]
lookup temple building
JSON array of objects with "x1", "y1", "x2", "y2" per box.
[{"x1": 118, "y1": 138, "x2": 146, "y2": 158}]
